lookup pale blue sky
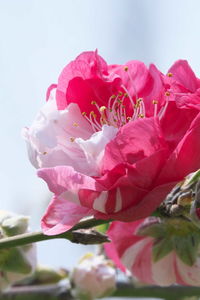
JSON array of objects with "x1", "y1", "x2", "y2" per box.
[{"x1": 0, "y1": 0, "x2": 199, "y2": 269}]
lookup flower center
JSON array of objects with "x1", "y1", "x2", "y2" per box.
[{"x1": 81, "y1": 66, "x2": 170, "y2": 132}]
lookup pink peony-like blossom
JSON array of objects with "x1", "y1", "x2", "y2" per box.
[
  {"x1": 105, "y1": 219, "x2": 200, "y2": 286},
  {"x1": 23, "y1": 51, "x2": 200, "y2": 235}
]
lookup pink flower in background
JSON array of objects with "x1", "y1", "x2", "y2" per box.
[
  {"x1": 105, "y1": 219, "x2": 200, "y2": 286},
  {"x1": 71, "y1": 253, "x2": 116, "y2": 300},
  {"x1": 23, "y1": 51, "x2": 200, "y2": 235}
]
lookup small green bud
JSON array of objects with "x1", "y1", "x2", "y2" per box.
[{"x1": 1, "y1": 216, "x2": 29, "y2": 236}]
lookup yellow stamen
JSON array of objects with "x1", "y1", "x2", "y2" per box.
[
  {"x1": 165, "y1": 91, "x2": 170, "y2": 96},
  {"x1": 90, "y1": 111, "x2": 97, "y2": 118},
  {"x1": 124, "y1": 66, "x2": 128, "y2": 71},
  {"x1": 73, "y1": 122, "x2": 79, "y2": 127},
  {"x1": 167, "y1": 72, "x2": 173, "y2": 77}
]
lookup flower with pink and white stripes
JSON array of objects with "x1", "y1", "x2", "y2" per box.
[
  {"x1": 23, "y1": 51, "x2": 200, "y2": 235},
  {"x1": 105, "y1": 217, "x2": 200, "y2": 286}
]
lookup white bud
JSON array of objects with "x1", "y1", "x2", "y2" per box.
[{"x1": 71, "y1": 253, "x2": 116, "y2": 300}]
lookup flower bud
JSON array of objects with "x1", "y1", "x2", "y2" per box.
[
  {"x1": 0, "y1": 210, "x2": 37, "y2": 290},
  {"x1": 71, "y1": 253, "x2": 116, "y2": 300}
]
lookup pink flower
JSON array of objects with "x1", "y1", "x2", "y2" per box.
[
  {"x1": 23, "y1": 52, "x2": 200, "y2": 235},
  {"x1": 105, "y1": 219, "x2": 200, "y2": 286}
]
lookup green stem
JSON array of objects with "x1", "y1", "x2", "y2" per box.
[
  {"x1": 0, "y1": 218, "x2": 110, "y2": 249},
  {"x1": 113, "y1": 283, "x2": 200, "y2": 299},
  {"x1": 3, "y1": 283, "x2": 200, "y2": 300}
]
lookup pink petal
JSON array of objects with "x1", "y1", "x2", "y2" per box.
[
  {"x1": 168, "y1": 60, "x2": 199, "y2": 92},
  {"x1": 56, "y1": 51, "x2": 121, "y2": 113},
  {"x1": 37, "y1": 166, "x2": 102, "y2": 196},
  {"x1": 96, "y1": 181, "x2": 176, "y2": 222},
  {"x1": 103, "y1": 117, "x2": 168, "y2": 171},
  {"x1": 160, "y1": 100, "x2": 198, "y2": 151},
  {"x1": 157, "y1": 112, "x2": 200, "y2": 185},
  {"x1": 41, "y1": 196, "x2": 93, "y2": 235},
  {"x1": 105, "y1": 220, "x2": 145, "y2": 272},
  {"x1": 132, "y1": 239, "x2": 155, "y2": 284},
  {"x1": 46, "y1": 84, "x2": 57, "y2": 101}
]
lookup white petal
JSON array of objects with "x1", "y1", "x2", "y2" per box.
[
  {"x1": 23, "y1": 89, "x2": 93, "y2": 172},
  {"x1": 176, "y1": 255, "x2": 200, "y2": 286},
  {"x1": 114, "y1": 188, "x2": 122, "y2": 213},
  {"x1": 152, "y1": 252, "x2": 176, "y2": 286},
  {"x1": 121, "y1": 238, "x2": 151, "y2": 271},
  {"x1": 93, "y1": 191, "x2": 108, "y2": 213},
  {"x1": 76, "y1": 125, "x2": 118, "y2": 176}
]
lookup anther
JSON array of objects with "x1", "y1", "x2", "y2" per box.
[
  {"x1": 138, "y1": 114, "x2": 144, "y2": 118},
  {"x1": 91, "y1": 101, "x2": 97, "y2": 105},
  {"x1": 70, "y1": 137, "x2": 75, "y2": 142},
  {"x1": 152, "y1": 100, "x2": 158, "y2": 104},
  {"x1": 73, "y1": 122, "x2": 79, "y2": 127},
  {"x1": 117, "y1": 99, "x2": 122, "y2": 104},
  {"x1": 167, "y1": 72, "x2": 173, "y2": 77},
  {"x1": 82, "y1": 112, "x2": 87, "y2": 116},
  {"x1": 90, "y1": 111, "x2": 97, "y2": 118},
  {"x1": 165, "y1": 91, "x2": 170, "y2": 96},
  {"x1": 43, "y1": 152, "x2": 47, "y2": 155},
  {"x1": 124, "y1": 66, "x2": 128, "y2": 71},
  {"x1": 99, "y1": 106, "x2": 106, "y2": 112}
]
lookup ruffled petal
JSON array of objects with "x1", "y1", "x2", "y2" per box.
[
  {"x1": 41, "y1": 196, "x2": 93, "y2": 235},
  {"x1": 168, "y1": 60, "x2": 199, "y2": 92},
  {"x1": 56, "y1": 51, "x2": 121, "y2": 114}
]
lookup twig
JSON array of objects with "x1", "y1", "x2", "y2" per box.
[
  {"x1": 0, "y1": 218, "x2": 110, "y2": 249},
  {"x1": 3, "y1": 282, "x2": 200, "y2": 300}
]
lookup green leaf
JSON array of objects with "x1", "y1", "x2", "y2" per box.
[{"x1": 173, "y1": 233, "x2": 200, "y2": 266}]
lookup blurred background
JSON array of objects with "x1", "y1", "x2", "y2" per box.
[{"x1": 0, "y1": 0, "x2": 199, "y2": 288}]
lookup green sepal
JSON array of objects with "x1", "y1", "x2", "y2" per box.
[
  {"x1": 172, "y1": 233, "x2": 200, "y2": 266},
  {"x1": 0, "y1": 247, "x2": 32, "y2": 274},
  {"x1": 152, "y1": 238, "x2": 173, "y2": 263},
  {"x1": 182, "y1": 169, "x2": 200, "y2": 189},
  {"x1": 137, "y1": 223, "x2": 167, "y2": 239},
  {"x1": 96, "y1": 222, "x2": 109, "y2": 234}
]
